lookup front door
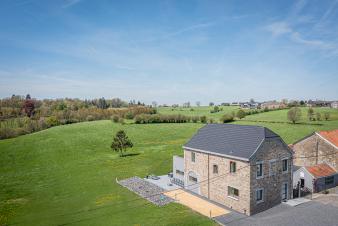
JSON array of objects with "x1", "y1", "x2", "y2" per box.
[{"x1": 281, "y1": 183, "x2": 288, "y2": 200}]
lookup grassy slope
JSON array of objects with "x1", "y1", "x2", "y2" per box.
[
  {"x1": 0, "y1": 122, "x2": 214, "y2": 226},
  {"x1": 1, "y1": 106, "x2": 337, "y2": 225}
]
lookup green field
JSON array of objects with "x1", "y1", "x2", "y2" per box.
[{"x1": 1, "y1": 106, "x2": 337, "y2": 225}]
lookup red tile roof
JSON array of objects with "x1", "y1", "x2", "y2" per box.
[
  {"x1": 318, "y1": 129, "x2": 338, "y2": 148},
  {"x1": 306, "y1": 163, "x2": 337, "y2": 178}
]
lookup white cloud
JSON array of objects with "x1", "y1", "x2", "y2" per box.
[{"x1": 265, "y1": 22, "x2": 292, "y2": 36}]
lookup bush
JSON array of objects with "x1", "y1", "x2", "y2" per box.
[
  {"x1": 200, "y1": 116, "x2": 207, "y2": 123},
  {"x1": 191, "y1": 116, "x2": 199, "y2": 123},
  {"x1": 208, "y1": 118, "x2": 214, "y2": 124},
  {"x1": 119, "y1": 118, "x2": 125, "y2": 124},
  {"x1": 46, "y1": 116, "x2": 59, "y2": 127},
  {"x1": 125, "y1": 111, "x2": 134, "y2": 119},
  {"x1": 316, "y1": 112, "x2": 321, "y2": 121},
  {"x1": 111, "y1": 115, "x2": 120, "y2": 123},
  {"x1": 324, "y1": 112, "x2": 330, "y2": 121},
  {"x1": 236, "y1": 109, "x2": 246, "y2": 119},
  {"x1": 221, "y1": 114, "x2": 234, "y2": 123},
  {"x1": 86, "y1": 115, "x2": 95, "y2": 121}
]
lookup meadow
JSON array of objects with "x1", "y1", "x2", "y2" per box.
[{"x1": 1, "y1": 106, "x2": 337, "y2": 225}]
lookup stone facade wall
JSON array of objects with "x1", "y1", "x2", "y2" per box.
[
  {"x1": 293, "y1": 133, "x2": 338, "y2": 171},
  {"x1": 184, "y1": 150, "x2": 251, "y2": 215},
  {"x1": 249, "y1": 137, "x2": 293, "y2": 215}
]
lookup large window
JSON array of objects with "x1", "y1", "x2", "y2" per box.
[
  {"x1": 191, "y1": 152, "x2": 195, "y2": 162},
  {"x1": 256, "y1": 188, "x2": 264, "y2": 203},
  {"x1": 269, "y1": 160, "x2": 277, "y2": 176},
  {"x1": 325, "y1": 176, "x2": 334, "y2": 185},
  {"x1": 228, "y1": 186, "x2": 239, "y2": 199},
  {"x1": 282, "y1": 159, "x2": 288, "y2": 172},
  {"x1": 230, "y1": 161, "x2": 236, "y2": 173},
  {"x1": 213, "y1": 164, "x2": 218, "y2": 174},
  {"x1": 256, "y1": 161, "x2": 263, "y2": 178}
]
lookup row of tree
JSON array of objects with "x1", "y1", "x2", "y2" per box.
[{"x1": 287, "y1": 107, "x2": 331, "y2": 124}]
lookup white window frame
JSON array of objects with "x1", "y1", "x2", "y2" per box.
[
  {"x1": 256, "y1": 188, "x2": 264, "y2": 204},
  {"x1": 282, "y1": 158, "x2": 288, "y2": 174},
  {"x1": 256, "y1": 161, "x2": 264, "y2": 179},
  {"x1": 191, "y1": 152, "x2": 195, "y2": 163},
  {"x1": 227, "y1": 186, "x2": 239, "y2": 200},
  {"x1": 269, "y1": 159, "x2": 277, "y2": 176}
]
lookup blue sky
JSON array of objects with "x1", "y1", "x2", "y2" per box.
[{"x1": 0, "y1": 0, "x2": 337, "y2": 104}]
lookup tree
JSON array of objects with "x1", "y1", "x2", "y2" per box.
[
  {"x1": 236, "y1": 109, "x2": 246, "y2": 119},
  {"x1": 200, "y1": 115, "x2": 207, "y2": 123},
  {"x1": 324, "y1": 112, "x2": 330, "y2": 121},
  {"x1": 287, "y1": 107, "x2": 302, "y2": 124},
  {"x1": 209, "y1": 102, "x2": 214, "y2": 106},
  {"x1": 152, "y1": 101, "x2": 158, "y2": 108},
  {"x1": 307, "y1": 108, "x2": 314, "y2": 121},
  {"x1": 316, "y1": 112, "x2": 321, "y2": 121},
  {"x1": 23, "y1": 94, "x2": 35, "y2": 117},
  {"x1": 111, "y1": 130, "x2": 133, "y2": 157},
  {"x1": 221, "y1": 114, "x2": 234, "y2": 123},
  {"x1": 196, "y1": 101, "x2": 201, "y2": 107},
  {"x1": 300, "y1": 100, "x2": 305, "y2": 106},
  {"x1": 250, "y1": 98, "x2": 255, "y2": 104}
]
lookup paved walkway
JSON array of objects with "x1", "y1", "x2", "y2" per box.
[
  {"x1": 284, "y1": 197, "x2": 311, "y2": 206},
  {"x1": 144, "y1": 175, "x2": 180, "y2": 191},
  {"x1": 164, "y1": 189, "x2": 230, "y2": 218}
]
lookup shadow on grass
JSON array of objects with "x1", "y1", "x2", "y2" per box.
[{"x1": 120, "y1": 153, "x2": 140, "y2": 157}]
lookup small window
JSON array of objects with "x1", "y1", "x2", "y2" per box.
[
  {"x1": 228, "y1": 186, "x2": 239, "y2": 198},
  {"x1": 230, "y1": 161, "x2": 236, "y2": 173},
  {"x1": 256, "y1": 162, "x2": 263, "y2": 178},
  {"x1": 256, "y1": 189, "x2": 264, "y2": 203},
  {"x1": 189, "y1": 176, "x2": 197, "y2": 183},
  {"x1": 282, "y1": 159, "x2": 288, "y2": 172},
  {"x1": 176, "y1": 170, "x2": 184, "y2": 176},
  {"x1": 325, "y1": 176, "x2": 334, "y2": 185},
  {"x1": 269, "y1": 160, "x2": 277, "y2": 176},
  {"x1": 191, "y1": 152, "x2": 195, "y2": 162},
  {"x1": 213, "y1": 164, "x2": 218, "y2": 174}
]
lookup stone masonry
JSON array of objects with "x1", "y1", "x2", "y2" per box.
[
  {"x1": 293, "y1": 133, "x2": 338, "y2": 171},
  {"x1": 184, "y1": 136, "x2": 292, "y2": 216}
]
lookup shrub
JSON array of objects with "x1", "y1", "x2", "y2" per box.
[
  {"x1": 191, "y1": 116, "x2": 199, "y2": 123},
  {"x1": 208, "y1": 118, "x2": 214, "y2": 124},
  {"x1": 221, "y1": 114, "x2": 234, "y2": 123},
  {"x1": 119, "y1": 118, "x2": 125, "y2": 124},
  {"x1": 125, "y1": 111, "x2": 134, "y2": 119},
  {"x1": 324, "y1": 112, "x2": 330, "y2": 121},
  {"x1": 111, "y1": 115, "x2": 120, "y2": 123},
  {"x1": 200, "y1": 116, "x2": 207, "y2": 123},
  {"x1": 316, "y1": 112, "x2": 321, "y2": 121},
  {"x1": 86, "y1": 115, "x2": 95, "y2": 121},
  {"x1": 46, "y1": 116, "x2": 59, "y2": 127},
  {"x1": 236, "y1": 109, "x2": 246, "y2": 119}
]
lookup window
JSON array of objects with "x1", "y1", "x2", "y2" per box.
[
  {"x1": 213, "y1": 164, "x2": 218, "y2": 174},
  {"x1": 228, "y1": 186, "x2": 239, "y2": 199},
  {"x1": 256, "y1": 188, "x2": 264, "y2": 203},
  {"x1": 230, "y1": 161, "x2": 236, "y2": 173},
  {"x1": 256, "y1": 161, "x2": 263, "y2": 178},
  {"x1": 282, "y1": 159, "x2": 288, "y2": 172},
  {"x1": 269, "y1": 160, "x2": 277, "y2": 176},
  {"x1": 191, "y1": 152, "x2": 195, "y2": 162},
  {"x1": 189, "y1": 176, "x2": 197, "y2": 183},
  {"x1": 325, "y1": 176, "x2": 334, "y2": 185},
  {"x1": 176, "y1": 170, "x2": 184, "y2": 176}
]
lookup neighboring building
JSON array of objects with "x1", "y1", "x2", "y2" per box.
[
  {"x1": 331, "y1": 101, "x2": 338, "y2": 109},
  {"x1": 292, "y1": 130, "x2": 338, "y2": 171},
  {"x1": 174, "y1": 124, "x2": 293, "y2": 216},
  {"x1": 231, "y1": 102, "x2": 240, "y2": 106},
  {"x1": 240, "y1": 102, "x2": 260, "y2": 109},
  {"x1": 293, "y1": 163, "x2": 338, "y2": 193},
  {"x1": 307, "y1": 100, "x2": 331, "y2": 107},
  {"x1": 261, "y1": 101, "x2": 285, "y2": 110}
]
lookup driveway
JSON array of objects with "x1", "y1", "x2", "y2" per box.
[
  {"x1": 217, "y1": 195, "x2": 338, "y2": 226},
  {"x1": 165, "y1": 189, "x2": 230, "y2": 218}
]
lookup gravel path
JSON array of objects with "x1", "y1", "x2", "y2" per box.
[{"x1": 118, "y1": 176, "x2": 174, "y2": 206}]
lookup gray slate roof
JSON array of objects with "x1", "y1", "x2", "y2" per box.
[{"x1": 183, "y1": 124, "x2": 280, "y2": 160}]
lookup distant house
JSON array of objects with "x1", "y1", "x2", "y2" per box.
[
  {"x1": 291, "y1": 130, "x2": 338, "y2": 171},
  {"x1": 261, "y1": 101, "x2": 285, "y2": 110},
  {"x1": 293, "y1": 163, "x2": 338, "y2": 193},
  {"x1": 331, "y1": 101, "x2": 338, "y2": 109},
  {"x1": 307, "y1": 100, "x2": 331, "y2": 107},
  {"x1": 240, "y1": 102, "x2": 260, "y2": 109},
  {"x1": 231, "y1": 102, "x2": 240, "y2": 106},
  {"x1": 172, "y1": 124, "x2": 292, "y2": 215}
]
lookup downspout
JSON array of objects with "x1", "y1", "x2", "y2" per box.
[{"x1": 208, "y1": 153, "x2": 210, "y2": 199}]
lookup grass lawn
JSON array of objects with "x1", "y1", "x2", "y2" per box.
[
  {"x1": 1, "y1": 107, "x2": 337, "y2": 225},
  {"x1": 0, "y1": 121, "x2": 214, "y2": 226},
  {"x1": 158, "y1": 106, "x2": 240, "y2": 120}
]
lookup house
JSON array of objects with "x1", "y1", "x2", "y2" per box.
[
  {"x1": 306, "y1": 100, "x2": 331, "y2": 107},
  {"x1": 291, "y1": 130, "x2": 338, "y2": 171},
  {"x1": 173, "y1": 124, "x2": 293, "y2": 216},
  {"x1": 240, "y1": 102, "x2": 260, "y2": 109},
  {"x1": 260, "y1": 101, "x2": 285, "y2": 110},
  {"x1": 331, "y1": 101, "x2": 338, "y2": 109},
  {"x1": 293, "y1": 163, "x2": 338, "y2": 193}
]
